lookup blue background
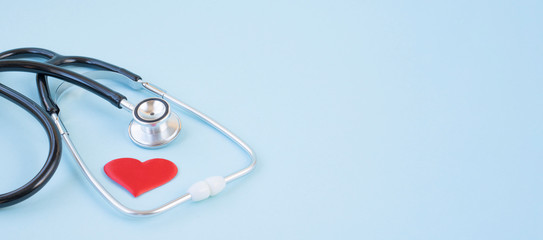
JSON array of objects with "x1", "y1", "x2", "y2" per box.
[{"x1": 0, "y1": 0, "x2": 542, "y2": 239}]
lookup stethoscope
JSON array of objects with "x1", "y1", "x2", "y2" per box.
[{"x1": 0, "y1": 48, "x2": 256, "y2": 216}]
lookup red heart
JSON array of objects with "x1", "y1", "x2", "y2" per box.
[{"x1": 104, "y1": 158, "x2": 178, "y2": 197}]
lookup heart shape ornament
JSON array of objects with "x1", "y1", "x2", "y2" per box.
[{"x1": 104, "y1": 158, "x2": 178, "y2": 197}]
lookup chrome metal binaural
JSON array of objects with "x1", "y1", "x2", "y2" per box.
[
  {"x1": 140, "y1": 81, "x2": 257, "y2": 183},
  {"x1": 51, "y1": 113, "x2": 67, "y2": 135},
  {"x1": 141, "y1": 81, "x2": 166, "y2": 97},
  {"x1": 120, "y1": 99, "x2": 135, "y2": 112},
  {"x1": 55, "y1": 74, "x2": 256, "y2": 217}
]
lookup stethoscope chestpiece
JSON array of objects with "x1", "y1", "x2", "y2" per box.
[{"x1": 128, "y1": 98, "x2": 181, "y2": 148}]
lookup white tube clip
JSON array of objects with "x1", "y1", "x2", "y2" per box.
[{"x1": 188, "y1": 176, "x2": 226, "y2": 201}]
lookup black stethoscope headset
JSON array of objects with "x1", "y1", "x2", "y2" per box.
[{"x1": 0, "y1": 48, "x2": 256, "y2": 215}]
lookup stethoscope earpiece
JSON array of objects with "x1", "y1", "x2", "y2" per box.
[{"x1": 128, "y1": 98, "x2": 181, "y2": 148}]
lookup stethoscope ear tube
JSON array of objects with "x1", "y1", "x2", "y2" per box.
[
  {"x1": 0, "y1": 47, "x2": 56, "y2": 60},
  {"x1": 37, "y1": 74, "x2": 60, "y2": 114},
  {"x1": 0, "y1": 60, "x2": 127, "y2": 109},
  {"x1": 0, "y1": 48, "x2": 141, "y2": 82},
  {"x1": 0, "y1": 83, "x2": 62, "y2": 208},
  {"x1": 0, "y1": 47, "x2": 142, "y2": 114}
]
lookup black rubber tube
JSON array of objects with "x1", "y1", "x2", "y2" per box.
[
  {"x1": 0, "y1": 60, "x2": 127, "y2": 108},
  {"x1": 37, "y1": 56, "x2": 141, "y2": 113},
  {"x1": 0, "y1": 48, "x2": 141, "y2": 114},
  {"x1": 0, "y1": 48, "x2": 137, "y2": 207},
  {"x1": 36, "y1": 74, "x2": 60, "y2": 114},
  {"x1": 0, "y1": 47, "x2": 56, "y2": 60},
  {"x1": 0, "y1": 48, "x2": 141, "y2": 81},
  {"x1": 0, "y1": 82, "x2": 62, "y2": 208},
  {"x1": 48, "y1": 56, "x2": 141, "y2": 82}
]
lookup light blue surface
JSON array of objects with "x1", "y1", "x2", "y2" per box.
[{"x1": 0, "y1": 0, "x2": 542, "y2": 239}]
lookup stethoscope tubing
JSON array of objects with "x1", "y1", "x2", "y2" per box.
[
  {"x1": 0, "y1": 47, "x2": 140, "y2": 115},
  {"x1": 0, "y1": 82, "x2": 62, "y2": 208},
  {"x1": 0, "y1": 50, "x2": 135, "y2": 208},
  {"x1": 0, "y1": 60, "x2": 127, "y2": 108}
]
